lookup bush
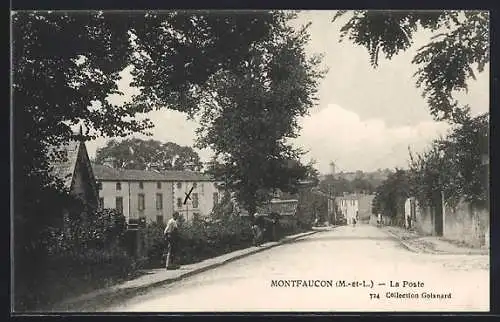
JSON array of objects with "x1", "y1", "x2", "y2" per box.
[
  {"x1": 141, "y1": 221, "x2": 166, "y2": 268},
  {"x1": 178, "y1": 215, "x2": 254, "y2": 264},
  {"x1": 15, "y1": 208, "x2": 134, "y2": 311},
  {"x1": 142, "y1": 213, "x2": 255, "y2": 268},
  {"x1": 141, "y1": 194, "x2": 310, "y2": 269}
]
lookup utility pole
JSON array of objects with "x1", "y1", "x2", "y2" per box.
[
  {"x1": 333, "y1": 185, "x2": 336, "y2": 225},
  {"x1": 328, "y1": 184, "x2": 336, "y2": 225}
]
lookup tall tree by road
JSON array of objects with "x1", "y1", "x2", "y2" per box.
[
  {"x1": 333, "y1": 10, "x2": 489, "y2": 123},
  {"x1": 13, "y1": 10, "x2": 304, "y2": 273},
  {"x1": 195, "y1": 14, "x2": 326, "y2": 216},
  {"x1": 94, "y1": 138, "x2": 203, "y2": 171},
  {"x1": 408, "y1": 112, "x2": 489, "y2": 209}
]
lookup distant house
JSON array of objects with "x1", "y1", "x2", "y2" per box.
[
  {"x1": 334, "y1": 193, "x2": 375, "y2": 224},
  {"x1": 48, "y1": 135, "x2": 100, "y2": 212},
  {"x1": 92, "y1": 164, "x2": 222, "y2": 226},
  {"x1": 336, "y1": 194, "x2": 359, "y2": 224}
]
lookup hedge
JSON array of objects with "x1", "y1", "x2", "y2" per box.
[
  {"x1": 142, "y1": 214, "x2": 307, "y2": 268},
  {"x1": 14, "y1": 208, "x2": 135, "y2": 312}
]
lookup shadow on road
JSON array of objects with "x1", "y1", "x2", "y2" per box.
[{"x1": 287, "y1": 235, "x2": 395, "y2": 244}]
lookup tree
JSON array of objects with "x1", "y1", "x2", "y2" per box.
[
  {"x1": 409, "y1": 112, "x2": 488, "y2": 209},
  {"x1": 195, "y1": 14, "x2": 325, "y2": 216},
  {"x1": 333, "y1": 10, "x2": 489, "y2": 123},
  {"x1": 12, "y1": 10, "x2": 307, "y2": 304},
  {"x1": 94, "y1": 138, "x2": 203, "y2": 171},
  {"x1": 304, "y1": 159, "x2": 321, "y2": 183},
  {"x1": 210, "y1": 191, "x2": 237, "y2": 221},
  {"x1": 13, "y1": 10, "x2": 298, "y2": 251},
  {"x1": 371, "y1": 168, "x2": 410, "y2": 224},
  {"x1": 319, "y1": 175, "x2": 352, "y2": 196}
]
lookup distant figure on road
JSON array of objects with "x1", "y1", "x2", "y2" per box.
[
  {"x1": 164, "y1": 211, "x2": 180, "y2": 270},
  {"x1": 377, "y1": 213, "x2": 382, "y2": 227}
]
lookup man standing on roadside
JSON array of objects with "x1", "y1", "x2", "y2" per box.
[
  {"x1": 164, "y1": 211, "x2": 180, "y2": 270},
  {"x1": 252, "y1": 213, "x2": 264, "y2": 246}
]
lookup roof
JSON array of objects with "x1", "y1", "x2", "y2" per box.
[
  {"x1": 48, "y1": 140, "x2": 81, "y2": 189},
  {"x1": 337, "y1": 194, "x2": 360, "y2": 201},
  {"x1": 336, "y1": 193, "x2": 376, "y2": 201},
  {"x1": 92, "y1": 164, "x2": 216, "y2": 182}
]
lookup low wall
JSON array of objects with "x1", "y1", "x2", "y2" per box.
[
  {"x1": 444, "y1": 201, "x2": 489, "y2": 248},
  {"x1": 415, "y1": 199, "x2": 489, "y2": 248},
  {"x1": 414, "y1": 204, "x2": 434, "y2": 236}
]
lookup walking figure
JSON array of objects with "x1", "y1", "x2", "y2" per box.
[{"x1": 164, "y1": 211, "x2": 180, "y2": 270}]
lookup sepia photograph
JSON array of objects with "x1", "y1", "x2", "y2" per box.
[{"x1": 11, "y1": 9, "x2": 490, "y2": 313}]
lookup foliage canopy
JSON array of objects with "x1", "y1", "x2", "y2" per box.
[{"x1": 333, "y1": 10, "x2": 489, "y2": 123}]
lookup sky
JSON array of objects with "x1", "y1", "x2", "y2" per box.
[{"x1": 85, "y1": 10, "x2": 489, "y2": 174}]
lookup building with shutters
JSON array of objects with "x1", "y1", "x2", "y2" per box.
[{"x1": 92, "y1": 164, "x2": 222, "y2": 226}]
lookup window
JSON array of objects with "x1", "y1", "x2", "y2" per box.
[
  {"x1": 156, "y1": 215, "x2": 164, "y2": 224},
  {"x1": 213, "y1": 192, "x2": 219, "y2": 206},
  {"x1": 97, "y1": 181, "x2": 102, "y2": 190},
  {"x1": 115, "y1": 197, "x2": 123, "y2": 214},
  {"x1": 192, "y1": 193, "x2": 199, "y2": 208},
  {"x1": 156, "y1": 193, "x2": 163, "y2": 210},
  {"x1": 99, "y1": 197, "x2": 104, "y2": 208},
  {"x1": 157, "y1": 182, "x2": 162, "y2": 189},
  {"x1": 116, "y1": 182, "x2": 121, "y2": 190},
  {"x1": 177, "y1": 182, "x2": 182, "y2": 189},
  {"x1": 177, "y1": 198, "x2": 183, "y2": 208},
  {"x1": 139, "y1": 181, "x2": 144, "y2": 189},
  {"x1": 138, "y1": 193, "x2": 145, "y2": 211}
]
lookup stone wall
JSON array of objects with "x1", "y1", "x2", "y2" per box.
[
  {"x1": 443, "y1": 200, "x2": 489, "y2": 248},
  {"x1": 415, "y1": 198, "x2": 489, "y2": 248},
  {"x1": 414, "y1": 203, "x2": 434, "y2": 236}
]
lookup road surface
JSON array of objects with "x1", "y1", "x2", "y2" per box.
[{"x1": 103, "y1": 224, "x2": 489, "y2": 312}]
